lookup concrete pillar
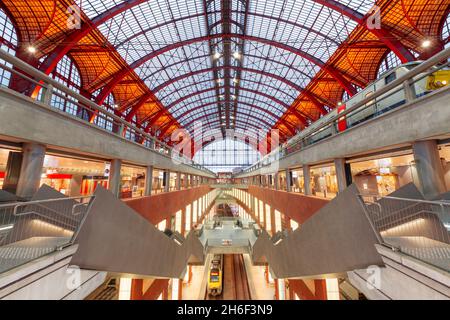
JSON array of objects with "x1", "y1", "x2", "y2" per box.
[
  {"x1": 412, "y1": 140, "x2": 447, "y2": 199},
  {"x1": 2, "y1": 151, "x2": 23, "y2": 194},
  {"x1": 144, "y1": 166, "x2": 153, "y2": 196},
  {"x1": 184, "y1": 173, "x2": 189, "y2": 189},
  {"x1": 334, "y1": 158, "x2": 348, "y2": 193},
  {"x1": 108, "y1": 159, "x2": 122, "y2": 198},
  {"x1": 176, "y1": 172, "x2": 181, "y2": 191},
  {"x1": 303, "y1": 165, "x2": 311, "y2": 195},
  {"x1": 164, "y1": 170, "x2": 170, "y2": 193},
  {"x1": 285, "y1": 168, "x2": 292, "y2": 192},
  {"x1": 16, "y1": 143, "x2": 46, "y2": 200},
  {"x1": 274, "y1": 173, "x2": 279, "y2": 190}
]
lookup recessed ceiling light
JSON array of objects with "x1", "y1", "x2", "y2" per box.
[
  {"x1": 27, "y1": 46, "x2": 37, "y2": 54},
  {"x1": 422, "y1": 40, "x2": 432, "y2": 48}
]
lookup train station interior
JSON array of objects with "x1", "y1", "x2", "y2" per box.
[{"x1": 0, "y1": 0, "x2": 449, "y2": 301}]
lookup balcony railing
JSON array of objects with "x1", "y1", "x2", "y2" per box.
[
  {"x1": 0, "y1": 49, "x2": 215, "y2": 176},
  {"x1": 240, "y1": 47, "x2": 450, "y2": 175},
  {"x1": 361, "y1": 195, "x2": 450, "y2": 272},
  {"x1": 0, "y1": 196, "x2": 94, "y2": 274}
]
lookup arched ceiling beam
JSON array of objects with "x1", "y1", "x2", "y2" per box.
[
  {"x1": 147, "y1": 54, "x2": 314, "y2": 93},
  {"x1": 163, "y1": 86, "x2": 308, "y2": 126},
  {"x1": 125, "y1": 65, "x2": 323, "y2": 120},
  {"x1": 313, "y1": 0, "x2": 415, "y2": 63},
  {"x1": 182, "y1": 112, "x2": 277, "y2": 135},
  {"x1": 114, "y1": 10, "x2": 339, "y2": 52},
  {"x1": 38, "y1": 0, "x2": 148, "y2": 75},
  {"x1": 158, "y1": 78, "x2": 297, "y2": 107},
  {"x1": 95, "y1": 33, "x2": 357, "y2": 104},
  {"x1": 178, "y1": 101, "x2": 280, "y2": 125},
  {"x1": 180, "y1": 118, "x2": 291, "y2": 140}
]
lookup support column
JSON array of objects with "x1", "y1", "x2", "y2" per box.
[
  {"x1": 164, "y1": 170, "x2": 170, "y2": 193},
  {"x1": 285, "y1": 168, "x2": 292, "y2": 192},
  {"x1": 334, "y1": 158, "x2": 348, "y2": 193},
  {"x1": 274, "y1": 173, "x2": 279, "y2": 190},
  {"x1": 144, "y1": 166, "x2": 153, "y2": 196},
  {"x1": 2, "y1": 151, "x2": 23, "y2": 194},
  {"x1": 16, "y1": 143, "x2": 46, "y2": 200},
  {"x1": 176, "y1": 172, "x2": 181, "y2": 191},
  {"x1": 108, "y1": 159, "x2": 122, "y2": 198},
  {"x1": 184, "y1": 173, "x2": 189, "y2": 189},
  {"x1": 412, "y1": 140, "x2": 447, "y2": 199},
  {"x1": 303, "y1": 165, "x2": 311, "y2": 195}
]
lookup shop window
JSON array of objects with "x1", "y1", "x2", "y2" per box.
[
  {"x1": 41, "y1": 155, "x2": 109, "y2": 196},
  {"x1": 152, "y1": 169, "x2": 164, "y2": 194},
  {"x1": 292, "y1": 169, "x2": 304, "y2": 193},
  {"x1": 438, "y1": 144, "x2": 450, "y2": 191},
  {"x1": 310, "y1": 165, "x2": 338, "y2": 199},
  {"x1": 350, "y1": 154, "x2": 418, "y2": 196},
  {"x1": 119, "y1": 165, "x2": 146, "y2": 199}
]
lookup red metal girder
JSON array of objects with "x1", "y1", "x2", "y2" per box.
[
  {"x1": 153, "y1": 66, "x2": 303, "y2": 94},
  {"x1": 176, "y1": 100, "x2": 281, "y2": 124},
  {"x1": 313, "y1": 0, "x2": 414, "y2": 63},
  {"x1": 95, "y1": 33, "x2": 356, "y2": 104},
  {"x1": 114, "y1": 10, "x2": 340, "y2": 53},
  {"x1": 166, "y1": 85, "x2": 289, "y2": 111},
  {"x1": 167, "y1": 85, "x2": 310, "y2": 127},
  {"x1": 183, "y1": 118, "x2": 291, "y2": 140},
  {"x1": 38, "y1": 0, "x2": 148, "y2": 75},
  {"x1": 125, "y1": 65, "x2": 304, "y2": 121},
  {"x1": 182, "y1": 112, "x2": 276, "y2": 133}
]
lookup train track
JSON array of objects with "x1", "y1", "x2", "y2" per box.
[{"x1": 205, "y1": 254, "x2": 251, "y2": 300}]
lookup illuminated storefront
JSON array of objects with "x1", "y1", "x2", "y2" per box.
[
  {"x1": 439, "y1": 144, "x2": 450, "y2": 191},
  {"x1": 349, "y1": 154, "x2": 418, "y2": 196},
  {"x1": 41, "y1": 154, "x2": 109, "y2": 196},
  {"x1": 310, "y1": 165, "x2": 338, "y2": 199},
  {"x1": 120, "y1": 165, "x2": 146, "y2": 199},
  {"x1": 291, "y1": 169, "x2": 304, "y2": 193}
]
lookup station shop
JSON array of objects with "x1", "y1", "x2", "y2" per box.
[{"x1": 0, "y1": 147, "x2": 189, "y2": 199}]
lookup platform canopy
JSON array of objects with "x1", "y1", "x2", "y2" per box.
[{"x1": 1, "y1": 0, "x2": 448, "y2": 148}]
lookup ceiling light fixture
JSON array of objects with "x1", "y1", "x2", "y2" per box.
[
  {"x1": 213, "y1": 52, "x2": 221, "y2": 59},
  {"x1": 233, "y1": 51, "x2": 241, "y2": 59},
  {"x1": 27, "y1": 46, "x2": 37, "y2": 54},
  {"x1": 422, "y1": 40, "x2": 432, "y2": 48}
]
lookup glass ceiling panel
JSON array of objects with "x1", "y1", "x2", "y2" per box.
[
  {"x1": 82, "y1": 0, "x2": 375, "y2": 136},
  {"x1": 76, "y1": 0, "x2": 125, "y2": 19}
]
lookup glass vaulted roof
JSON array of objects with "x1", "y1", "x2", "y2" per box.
[{"x1": 77, "y1": 0, "x2": 376, "y2": 138}]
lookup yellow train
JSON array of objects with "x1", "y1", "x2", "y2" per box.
[{"x1": 207, "y1": 254, "x2": 223, "y2": 296}]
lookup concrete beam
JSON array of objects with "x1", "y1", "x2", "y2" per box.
[
  {"x1": 0, "y1": 88, "x2": 215, "y2": 178},
  {"x1": 236, "y1": 87, "x2": 450, "y2": 178}
]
